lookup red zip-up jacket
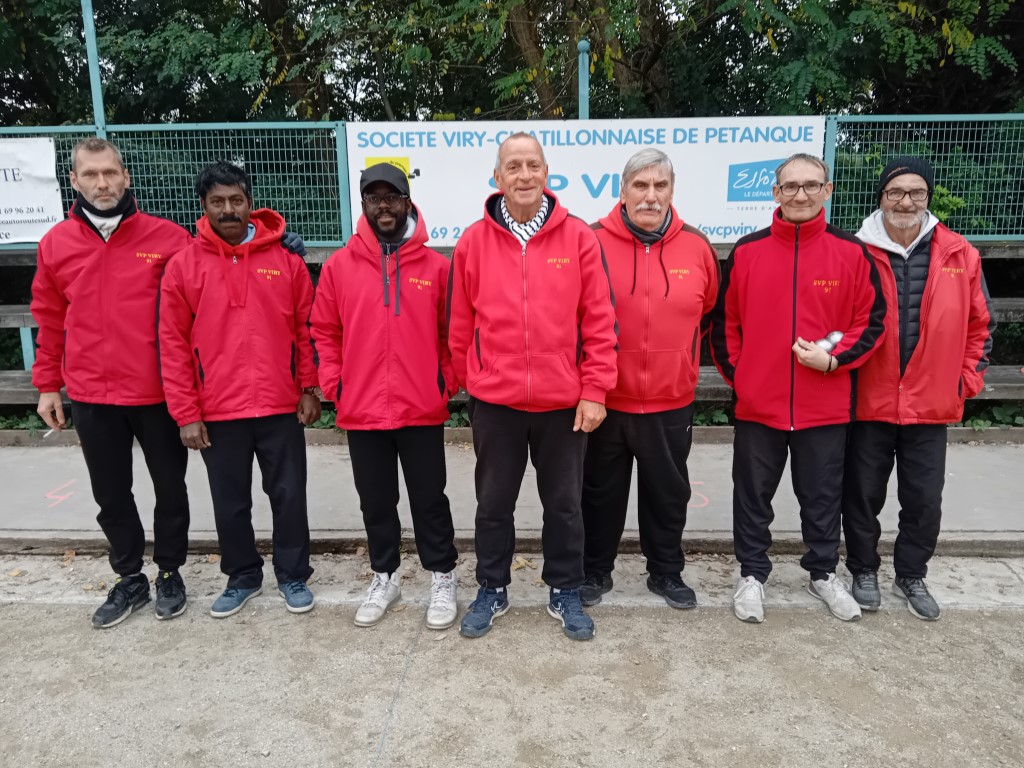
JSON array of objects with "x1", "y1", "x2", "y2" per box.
[
  {"x1": 31, "y1": 198, "x2": 192, "y2": 404},
  {"x1": 310, "y1": 207, "x2": 456, "y2": 430},
  {"x1": 854, "y1": 223, "x2": 994, "y2": 424},
  {"x1": 593, "y1": 205, "x2": 719, "y2": 414},
  {"x1": 158, "y1": 209, "x2": 317, "y2": 426},
  {"x1": 709, "y1": 209, "x2": 886, "y2": 431},
  {"x1": 447, "y1": 191, "x2": 617, "y2": 411}
]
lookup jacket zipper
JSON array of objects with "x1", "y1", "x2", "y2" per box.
[
  {"x1": 789, "y1": 225, "x2": 799, "y2": 431},
  {"x1": 384, "y1": 250, "x2": 393, "y2": 423},
  {"x1": 522, "y1": 241, "x2": 531, "y2": 405},
  {"x1": 641, "y1": 243, "x2": 651, "y2": 412}
]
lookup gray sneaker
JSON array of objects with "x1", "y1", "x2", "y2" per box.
[
  {"x1": 807, "y1": 574, "x2": 862, "y2": 622},
  {"x1": 893, "y1": 577, "x2": 941, "y2": 621},
  {"x1": 850, "y1": 571, "x2": 881, "y2": 611}
]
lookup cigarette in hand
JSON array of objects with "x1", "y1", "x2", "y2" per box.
[{"x1": 43, "y1": 428, "x2": 55, "y2": 439}]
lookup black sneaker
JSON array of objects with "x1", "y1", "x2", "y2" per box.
[
  {"x1": 579, "y1": 573, "x2": 613, "y2": 606},
  {"x1": 647, "y1": 573, "x2": 697, "y2": 609},
  {"x1": 893, "y1": 577, "x2": 941, "y2": 621},
  {"x1": 154, "y1": 570, "x2": 187, "y2": 620},
  {"x1": 851, "y1": 571, "x2": 881, "y2": 611},
  {"x1": 92, "y1": 574, "x2": 151, "y2": 629}
]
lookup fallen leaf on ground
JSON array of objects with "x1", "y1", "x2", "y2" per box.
[
  {"x1": 97, "y1": 581, "x2": 106, "y2": 589},
  {"x1": 355, "y1": 546, "x2": 366, "y2": 557},
  {"x1": 7, "y1": 569, "x2": 24, "y2": 577},
  {"x1": 533, "y1": 578, "x2": 545, "y2": 587},
  {"x1": 389, "y1": 604, "x2": 407, "y2": 613},
  {"x1": 63, "y1": 549, "x2": 76, "y2": 559},
  {"x1": 82, "y1": 583, "x2": 94, "y2": 591},
  {"x1": 207, "y1": 554, "x2": 221, "y2": 564}
]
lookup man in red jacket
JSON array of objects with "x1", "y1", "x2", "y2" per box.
[
  {"x1": 709, "y1": 153, "x2": 886, "y2": 624},
  {"x1": 310, "y1": 163, "x2": 459, "y2": 631},
  {"x1": 159, "y1": 161, "x2": 320, "y2": 619},
  {"x1": 447, "y1": 133, "x2": 618, "y2": 641},
  {"x1": 581, "y1": 148, "x2": 719, "y2": 610},
  {"x1": 843, "y1": 157, "x2": 994, "y2": 621},
  {"x1": 32, "y1": 138, "x2": 193, "y2": 628}
]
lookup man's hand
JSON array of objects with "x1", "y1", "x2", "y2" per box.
[
  {"x1": 180, "y1": 421, "x2": 211, "y2": 450},
  {"x1": 573, "y1": 399, "x2": 607, "y2": 433},
  {"x1": 792, "y1": 337, "x2": 834, "y2": 373},
  {"x1": 37, "y1": 392, "x2": 66, "y2": 431},
  {"x1": 297, "y1": 393, "x2": 321, "y2": 426},
  {"x1": 281, "y1": 231, "x2": 306, "y2": 257}
]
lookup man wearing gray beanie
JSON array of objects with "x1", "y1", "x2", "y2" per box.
[{"x1": 843, "y1": 156, "x2": 996, "y2": 620}]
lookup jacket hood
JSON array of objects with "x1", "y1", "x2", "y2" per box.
[
  {"x1": 352, "y1": 203, "x2": 429, "y2": 260},
  {"x1": 598, "y1": 203, "x2": 683, "y2": 243},
  {"x1": 857, "y1": 208, "x2": 940, "y2": 259},
  {"x1": 196, "y1": 207, "x2": 286, "y2": 254},
  {"x1": 484, "y1": 189, "x2": 566, "y2": 235}
]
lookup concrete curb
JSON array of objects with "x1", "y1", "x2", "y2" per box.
[
  {"x1": 1, "y1": 425, "x2": 1021, "y2": 447},
  {"x1": 5, "y1": 530, "x2": 1022, "y2": 559}
]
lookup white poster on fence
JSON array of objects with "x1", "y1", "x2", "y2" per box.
[
  {"x1": 0, "y1": 138, "x2": 63, "y2": 243},
  {"x1": 345, "y1": 117, "x2": 825, "y2": 247}
]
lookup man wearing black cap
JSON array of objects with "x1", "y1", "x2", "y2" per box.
[
  {"x1": 310, "y1": 162, "x2": 459, "y2": 630},
  {"x1": 843, "y1": 156, "x2": 995, "y2": 621}
]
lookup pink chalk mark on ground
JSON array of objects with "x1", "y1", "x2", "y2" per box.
[
  {"x1": 690, "y1": 480, "x2": 710, "y2": 509},
  {"x1": 45, "y1": 479, "x2": 77, "y2": 508}
]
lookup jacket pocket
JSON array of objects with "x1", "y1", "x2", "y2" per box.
[
  {"x1": 474, "y1": 329, "x2": 483, "y2": 372},
  {"x1": 194, "y1": 347, "x2": 205, "y2": 389},
  {"x1": 691, "y1": 328, "x2": 699, "y2": 363},
  {"x1": 335, "y1": 379, "x2": 343, "y2": 403},
  {"x1": 958, "y1": 375, "x2": 963, "y2": 399},
  {"x1": 526, "y1": 352, "x2": 580, "y2": 408},
  {"x1": 290, "y1": 341, "x2": 297, "y2": 381},
  {"x1": 436, "y1": 363, "x2": 446, "y2": 397}
]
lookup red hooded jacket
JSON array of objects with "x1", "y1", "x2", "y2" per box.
[
  {"x1": 158, "y1": 209, "x2": 317, "y2": 426},
  {"x1": 31, "y1": 198, "x2": 192, "y2": 404},
  {"x1": 593, "y1": 205, "x2": 719, "y2": 414},
  {"x1": 446, "y1": 191, "x2": 618, "y2": 411},
  {"x1": 310, "y1": 208, "x2": 456, "y2": 430},
  {"x1": 709, "y1": 209, "x2": 886, "y2": 431},
  {"x1": 854, "y1": 224, "x2": 994, "y2": 424}
]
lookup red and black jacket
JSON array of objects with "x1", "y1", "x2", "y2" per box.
[{"x1": 708, "y1": 209, "x2": 886, "y2": 430}]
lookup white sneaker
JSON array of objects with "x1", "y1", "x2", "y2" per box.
[
  {"x1": 733, "y1": 576, "x2": 765, "y2": 623},
  {"x1": 354, "y1": 571, "x2": 401, "y2": 627},
  {"x1": 426, "y1": 570, "x2": 458, "y2": 630},
  {"x1": 807, "y1": 573, "x2": 862, "y2": 622}
]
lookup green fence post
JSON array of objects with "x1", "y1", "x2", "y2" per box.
[
  {"x1": 578, "y1": 40, "x2": 590, "y2": 120},
  {"x1": 20, "y1": 328, "x2": 34, "y2": 370},
  {"x1": 80, "y1": 0, "x2": 106, "y2": 138},
  {"x1": 336, "y1": 122, "x2": 352, "y2": 240},
  {"x1": 823, "y1": 115, "x2": 837, "y2": 222}
]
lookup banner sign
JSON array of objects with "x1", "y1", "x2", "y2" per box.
[
  {"x1": 345, "y1": 116, "x2": 825, "y2": 246},
  {"x1": 0, "y1": 138, "x2": 63, "y2": 244}
]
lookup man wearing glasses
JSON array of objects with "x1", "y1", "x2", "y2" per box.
[
  {"x1": 311, "y1": 163, "x2": 459, "y2": 630},
  {"x1": 709, "y1": 153, "x2": 886, "y2": 624},
  {"x1": 842, "y1": 157, "x2": 994, "y2": 621}
]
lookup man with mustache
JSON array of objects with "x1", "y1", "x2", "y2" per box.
[
  {"x1": 310, "y1": 163, "x2": 459, "y2": 630},
  {"x1": 580, "y1": 149, "x2": 719, "y2": 610},
  {"x1": 842, "y1": 157, "x2": 995, "y2": 621},
  {"x1": 447, "y1": 132, "x2": 617, "y2": 641},
  {"x1": 159, "y1": 161, "x2": 320, "y2": 618}
]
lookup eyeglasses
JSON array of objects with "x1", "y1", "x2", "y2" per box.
[
  {"x1": 884, "y1": 188, "x2": 929, "y2": 202},
  {"x1": 362, "y1": 193, "x2": 408, "y2": 207},
  {"x1": 777, "y1": 181, "x2": 826, "y2": 197}
]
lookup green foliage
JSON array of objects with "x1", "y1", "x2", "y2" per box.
[
  {"x1": 444, "y1": 403, "x2": 470, "y2": 428},
  {"x1": 956, "y1": 401, "x2": 1024, "y2": 431},
  {"x1": 0, "y1": 330, "x2": 24, "y2": 371},
  {"x1": 693, "y1": 403, "x2": 732, "y2": 426},
  {"x1": 0, "y1": 410, "x2": 49, "y2": 431}
]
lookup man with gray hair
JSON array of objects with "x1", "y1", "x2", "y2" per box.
[
  {"x1": 580, "y1": 148, "x2": 719, "y2": 609},
  {"x1": 708, "y1": 152, "x2": 886, "y2": 624},
  {"x1": 842, "y1": 157, "x2": 994, "y2": 621}
]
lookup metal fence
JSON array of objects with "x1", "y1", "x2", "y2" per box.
[{"x1": 3, "y1": 115, "x2": 1024, "y2": 245}]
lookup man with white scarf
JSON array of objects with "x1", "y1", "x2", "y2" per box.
[{"x1": 842, "y1": 156, "x2": 995, "y2": 621}]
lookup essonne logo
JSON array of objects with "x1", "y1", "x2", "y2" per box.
[
  {"x1": 257, "y1": 267, "x2": 282, "y2": 281},
  {"x1": 812, "y1": 278, "x2": 840, "y2": 293},
  {"x1": 136, "y1": 252, "x2": 163, "y2": 264}
]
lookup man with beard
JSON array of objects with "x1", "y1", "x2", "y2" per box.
[
  {"x1": 580, "y1": 149, "x2": 719, "y2": 609},
  {"x1": 447, "y1": 133, "x2": 617, "y2": 641},
  {"x1": 310, "y1": 163, "x2": 459, "y2": 630},
  {"x1": 842, "y1": 157, "x2": 995, "y2": 621},
  {"x1": 32, "y1": 138, "x2": 193, "y2": 627},
  {"x1": 159, "y1": 161, "x2": 320, "y2": 618}
]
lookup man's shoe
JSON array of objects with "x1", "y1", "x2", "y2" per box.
[
  {"x1": 547, "y1": 587, "x2": 595, "y2": 641},
  {"x1": 647, "y1": 573, "x2": 697, "y2": 609},
  {"x1": 92, "y1": 574, "x2": 150, "y2": 629},
  {"x1": 459, "y1": 586, "x2": 509, "y2": 638},
  {"x1": 893, "y1": 577, "x2": 941, "y2": 621},
  {"x1": 733, "y1": 576, "x2": 765, "y2": 624},
  {"x1": 354, "y1": 571, "x2": 401, "y2": 627},
  {"x1": 850, "y1": 571, "x2": 881, "y2": 612},
  {"x1": 210, "y1": 585, "x2": 263, "y2": 618},
  {"x1": 579, "y1": 573, "x2": 613, "y2": 607},
  {"x1": 154, "y1": 570, "x2": 187, "y2": 620},
  {"x1": 426, "y1": 570, "x2": 458, "y2": 630},
  {"x1": 278, "y1": 581, "x2": 315, "y2": 614},
  {"x1": 808, "y1": 573, "x2": 862, "y2": 622}
]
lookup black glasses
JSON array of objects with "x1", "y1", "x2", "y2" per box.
[
  {"x1": 777, "y1": 181, "x2": 826, "y2": 197},
  {"x1": 362, "y1": 193, "x2": 408, "y2": 207},
  {"x1": 884, "y1": 188, "x2": 929, "y2": 202}
]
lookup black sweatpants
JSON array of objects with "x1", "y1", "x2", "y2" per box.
[
  {"x1": 72, "y1": 401, "x2": 190, "y2": 577},
  {"x1": 733, "y1": 419, "x2": 848, "y2": 583},
  {"x1": 582, "y1": 405, "x2": 694, "y2": 576},
  {"x1": 347, "y1": 425, "x2": 457, "y2": 575},
  {"x1": 200, "y1": 413, "x2": 312, "y2": 589},
  {"x1": 842, "y1": 421, "x2": 946, "y2": 579},
  {"x1": 469, "y1": 398, "x2": 588, "y2": 590}
]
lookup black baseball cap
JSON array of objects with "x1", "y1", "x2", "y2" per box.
[{"x1": 359, "y1": 163, "x2": 410, "y2": 196}]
